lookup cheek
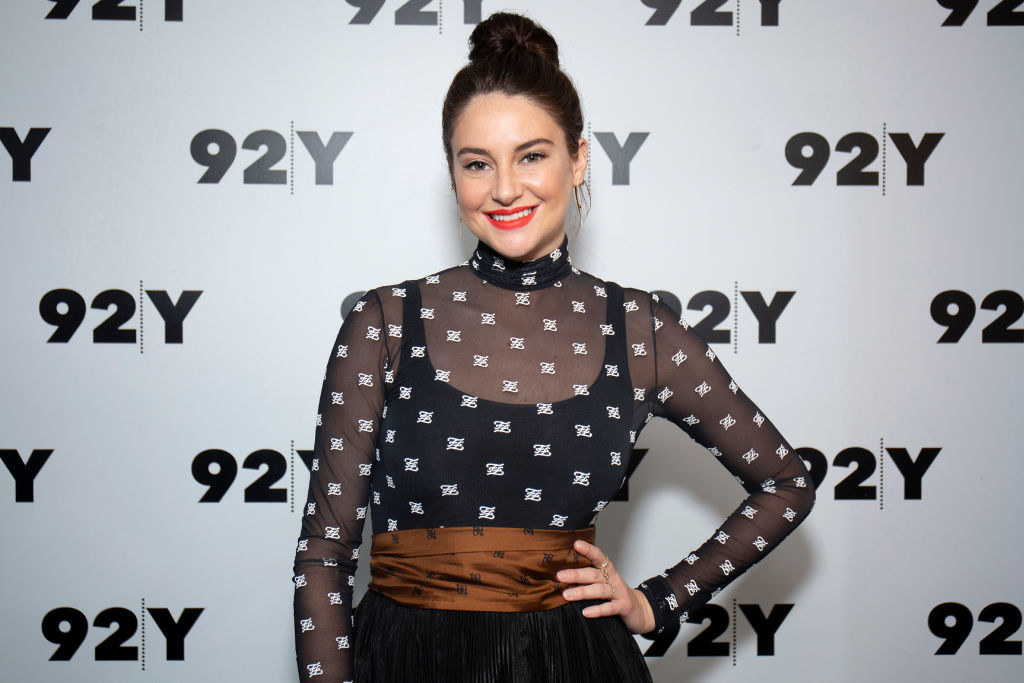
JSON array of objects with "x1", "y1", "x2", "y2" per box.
[
  {"x1": 539, "y1": 180, "x2": 570, "y2": 207},
  {"x1": 532, "y1": 169, "x2": 573, "y2": 203},
  {"x1": 454, "y1": 177, "x2": 486, "y2": 209}
]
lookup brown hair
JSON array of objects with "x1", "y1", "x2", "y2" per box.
[{"x1": 441, "y1": 12, "x2": 585, "y2": 179}]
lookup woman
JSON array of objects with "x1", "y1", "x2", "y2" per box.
[{"x1": 293, "y1": 11, "x2": 815, "y2": 682}]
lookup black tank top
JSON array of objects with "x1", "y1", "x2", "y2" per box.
[{"x1": 372, "y1": 278, "x2": 635, "y2": 533}]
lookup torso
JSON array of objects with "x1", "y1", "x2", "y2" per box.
[{"x1": 371, "y1": 272, "x2": 640, "y2": 534}]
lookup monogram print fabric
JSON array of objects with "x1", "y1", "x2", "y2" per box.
[{"x1": 293, "y1": 236, "x2": 816, "y2": 682}]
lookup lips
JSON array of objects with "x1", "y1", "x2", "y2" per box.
[{"x1": 484, "y1": 205, "x2": 538, "y2": 230}]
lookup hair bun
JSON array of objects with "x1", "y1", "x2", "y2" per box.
[{"x1": 468, "y1": 12, "x2": 559, "y2": 66}]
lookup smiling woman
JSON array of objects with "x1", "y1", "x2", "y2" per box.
[
  {"x1": 293, "y1": 10, "x2": 815, "y2": 683},
  {"x1": 450, "y1": 93, "x2": 587, "y2": 262}
]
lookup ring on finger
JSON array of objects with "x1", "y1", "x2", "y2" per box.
[
  {"x1": 610, "y1": 583, "x2": 616, "y2": 598},
  {"x1": 600, "y1": 565, "x2": 610, "y2": 582}
]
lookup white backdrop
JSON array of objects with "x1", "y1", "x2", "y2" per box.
[{"x1": 2, "y1": 1, "x2": 1022, "y2": 681}]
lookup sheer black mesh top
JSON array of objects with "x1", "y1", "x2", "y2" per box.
[{"x1": 293, "y1": 235, "x2": 816, "y2": 682}]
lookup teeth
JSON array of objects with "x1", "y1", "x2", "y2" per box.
[{"x1": 490, "y1": 207, "x2": 534, "y2": 221}]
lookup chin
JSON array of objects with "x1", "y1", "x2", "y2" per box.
[
  {"x1": 488, "y1": 230, "x2": 562, "y2": 262},
  {"x1": 493, "y1": 238, "x2": 535, "y2": 260},
  {"x1": 495, "y1": 240, "x2": 541, "y2": 262}
]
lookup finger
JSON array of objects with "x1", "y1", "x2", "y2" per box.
[
  {"x1": 580, "y1": 585, "x2": 625, "y2": 618},
  {"x1": 582, "y1": 601, "x2": 620, "y2": 618},
  {"x1": 572, "y1": 539, "x2": 611, "y2": 567},
  {"x1": 562, "y1": 580, "x2": 618, "y2": 603},
  {"x1": 555, "y1": 567, "x2": 605, "y2": 585}
]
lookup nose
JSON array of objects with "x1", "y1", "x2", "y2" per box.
[{"x1": 492, "y1": 165, "x2": 523, "y2": 206}]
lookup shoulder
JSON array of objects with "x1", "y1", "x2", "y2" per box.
[
  {"x1": 357, "y1": 262, "x2": 472, "y2": 319},
  {"x1": 568, "y1": 269, "x2": 659, "y2": 340},
  {"x1": 575, "y1": 269, "x2": 659, "y2": 313},
  {"x1": 367, "y1": 262, "x2": 470, "y2": 296},
  {"x1": 611, "y1": 281, "x2": 683, "y2": 320}
]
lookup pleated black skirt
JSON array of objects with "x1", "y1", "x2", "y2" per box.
[{"x1": 353, "y1": 588, "x2": 653, "y2": 683}]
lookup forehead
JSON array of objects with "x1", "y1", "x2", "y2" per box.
[{"x1": 452, "y1": 92, "x2": 561, "y2": 149}]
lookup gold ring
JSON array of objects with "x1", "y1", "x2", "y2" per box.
[
  {"x1": 600, "y1": 566, "x2": 609, "y2": 582},
  {"x1": 599, "y1": 559, "x2": 609, "y2": 569},
  {"x1": 610, "y1": 584, "x2": 616, "y2": 598}
]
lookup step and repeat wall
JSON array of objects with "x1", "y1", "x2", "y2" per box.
[{"x1": 2, "y1": 1, "x2": 1021, "y2": 681}]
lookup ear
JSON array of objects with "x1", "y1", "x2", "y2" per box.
[{"x1": 572, "y1": 137, "x2": 588, "y2": 186}]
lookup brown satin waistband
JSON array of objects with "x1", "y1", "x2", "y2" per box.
[{"x1": 368, "y1": 525, "x2": 596, "y2": 612}]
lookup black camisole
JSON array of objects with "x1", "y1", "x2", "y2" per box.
[{"x1": 373, "y1": 277, "x2": 634, "y2": 533}]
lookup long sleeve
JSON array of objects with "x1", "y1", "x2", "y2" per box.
[
  {"x1": 634, "y1": 293, "x2": 816, "y2": 652},
  {"x1": 293, "y1": 289, "x2": 390, "y2": 682}
]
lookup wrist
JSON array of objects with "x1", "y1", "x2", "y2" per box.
[
  {"x1": 632, "y1": 587, "x2": 656, "y2": 635},
  {"x1": 635, "y1": 575, "x2": 675, "y2": 639}
]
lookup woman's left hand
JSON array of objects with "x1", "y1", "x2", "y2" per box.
[{"x1": 556, "y1": 539, "x2": 656, "y2": 635}]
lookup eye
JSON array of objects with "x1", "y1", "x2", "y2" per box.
[
  {"x1": 464, "y1": 160, "x2": 488, "y2": 172},
  {"x1": 522, "y1": 151, "x2": 547, "y2": 163}
]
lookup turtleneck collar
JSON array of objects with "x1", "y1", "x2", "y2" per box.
[{"x1": 468, "y1": 234, "x2": 573, "y2": 291}]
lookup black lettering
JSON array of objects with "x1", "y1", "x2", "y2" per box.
[
  {"x1": 739, "y1": 603, "x2": 794, "y2": 655},
  {"x1": 148, "y1": 607, "x2": 203, "y2": 660},
  {"x1": 593, "y1": 132, "x2": 649, "y2": 185},
  {"x1": 741, "y1": 291, "x2": 795, "y2": 343},
  {"x1": 1, "y1": 448, "x2": 53, "y2": 502},
  {"x1": 146, "y1": 290, "x2": 201, "y2": 343},
  {"x1": 758, "y1": 0, "x2": 782, "y2": 25},
  {"x1": 297, "y1": 131, "x2": 352, "y2": 185},
  {"x1": 886, "y1": 447, "x2": 941, "y2": 499},
  {"x1": 691, "y1": 0, "x2": 732, "y2": 26},
  {"x1": 889, "y1": 132, "x2": 944, "y2": 185},
  {"x1": 1, "y1": 127, "x2": 50, "y2": 181}
]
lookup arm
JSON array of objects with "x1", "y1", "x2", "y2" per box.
[
  {"x1": 293, "y1": 289, "x2": 390, "y2": 682},
  {"x1": 634, "y1": 293, "x2": 816, "y2": 653}
]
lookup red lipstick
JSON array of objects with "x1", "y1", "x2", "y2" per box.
[{"x1": 484, "y1": 205, "x2": 538, "y2": 230}]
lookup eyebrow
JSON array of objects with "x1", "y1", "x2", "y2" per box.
[{"x1": 456, "y1": 138, "x2": 554, "y2": 157}]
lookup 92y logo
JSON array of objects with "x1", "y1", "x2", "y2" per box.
[
  {"x1": 799, "y1": 445, "x2": 941, "y2": 502},
  {"x1": 929, "y1": 602, "x2": 1022, "y2": 655},
  {"x1": 786, "y1": 131, "x2": 944, "y2": 187},
  {"x1": 42, "y1": 606, "x2": 202, "y2": 661},
  {"x1": 190, "y1": 129, "x2": 351, "y2": 186},
  {"x1": 931, "y1": 290, "x2": 1023, "y2": 343},
  {"x1": 938, "y1": 0, "x2": 1024, "y2": 25},
  {"x1": 40, "y1": 288, "x2": 201, "y2": 344},
  {"x1": 642, "y1": 0, "x2": 781, "y2": 26},
  {"x1": 653, "y1": 289, "x2": 795, "y2": 346},
  {"x1": 642, "y1": 601, "x2": 794, "y2": 658},
  {"x1": 685, "y1": 603, "x2": 793, "y2": 657},
  {"x1": 345, "y1": 0, "x2": 485, "y2": 25},
  {"x1": 45, "y1": 0, "x2": 183, "y2": 21},
  {"x1": 192, "y1": 447, "x2": 313, "y2": 503}
]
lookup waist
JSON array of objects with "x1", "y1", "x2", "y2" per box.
[{"x1": 368, "y1": 525, "x2": 596, "y2": 612}]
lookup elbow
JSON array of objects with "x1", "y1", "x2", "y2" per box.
[
  {"x1": 777, "y1": 471, "x2": 816, "y2": 527},
  {"x1": 774, "y1": 469, "x2": 817, "y2": 522},
  {"x1": 797, "y1": 476, "x2": 817, "y2": 523}
]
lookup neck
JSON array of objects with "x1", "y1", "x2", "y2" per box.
[{"x1": 468, "y1": 234, "x2": 573, "y2": 291}]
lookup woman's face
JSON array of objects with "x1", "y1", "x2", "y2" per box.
[{"x1": 450, "y1": 92, "x2": 587, "y2": 262}]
